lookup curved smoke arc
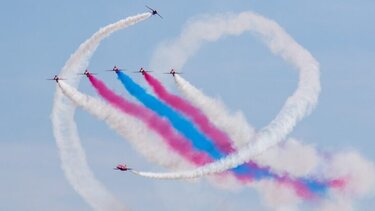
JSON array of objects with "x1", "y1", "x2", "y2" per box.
[{"x1": 51, "y1": 13, "x2": 151, "y2": 210}]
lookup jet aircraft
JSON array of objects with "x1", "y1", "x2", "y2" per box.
[
  {"x1": 114, "y1": 164, "x2": 132, "y2": 171},
  {"x1": 164, "y1": 69, "x2": 182, "y2": 77},
  {"x1": 133, "y1": 67, "x2": 152, "y2": 75},
  {"x1": 146, "y1": 5, "x2": 163, "y2": 19},
  {"x1": 47, "y1": 75, "x2": 64, "y2": 83}
]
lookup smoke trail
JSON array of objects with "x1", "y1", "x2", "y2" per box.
[
  {"x1": 132, "y1": 11, "x2": 321, "y2": 180},
  {"x1": 86, "y1": 73, "x2": 214, "y2": 166},
  {"x1": 51, "y1": 13, "x2": 151, "y2": 210},
  {"x1": 116, "y1": 71, "x2": 225, "y2": 159}
]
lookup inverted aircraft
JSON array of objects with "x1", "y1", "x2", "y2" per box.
[{"x1": 146, "y1": 5, "x2": 163, "y2": 19}]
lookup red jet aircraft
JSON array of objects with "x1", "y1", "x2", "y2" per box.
[
  {"x1": 114, "y1": 164, "x2": 132, "y2": 171},
  {"x1": 105, "y1": 66, "x2": 122, "y2": 73},
  {"x1": 105, "y1": 65, "x2": 129, "y2": 73},
  {"x1": 78, "y1": 69, "x2": 96, "y2": 76},
  {"x1": 133, "y1": 67, "x2": 152, "y2": 75}
]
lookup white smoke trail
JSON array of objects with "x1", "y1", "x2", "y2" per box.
[
  {"x1": 133, "y1": 11, "x2": 321, "y2": 179},
  {"x1": 52, "y1": 89, "x2": 127, "y2": 211},
  {"x1": 51, "y1": 13, "x2": 151, "y2": 210}
]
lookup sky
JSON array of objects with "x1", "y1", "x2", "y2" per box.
[{"x1": 0, "y1": 0, "x2": 374, "y2": 210}]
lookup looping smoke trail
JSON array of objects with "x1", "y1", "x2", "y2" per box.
[
  {"x1": 51, "y1": 13, "x2": 151, "y2": 210},
  {"x1": 132, "y1": 11, "x2": 321, "y2": 179}
]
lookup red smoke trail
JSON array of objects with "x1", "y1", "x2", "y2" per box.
[
  {"x1": 87, "y1": 74, "x2": 213, "y2": 166},
  {"x1": 144, "y1": 72, "x2": 234, "y2": 153}
]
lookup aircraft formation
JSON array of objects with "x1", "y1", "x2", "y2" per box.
[{"x1": 50, "y1": 66, "x2": 181, "y2": 82}]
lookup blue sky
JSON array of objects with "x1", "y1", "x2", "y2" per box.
[{"x1": 0, "y1": 1, "x2": 374, "y2": 210}]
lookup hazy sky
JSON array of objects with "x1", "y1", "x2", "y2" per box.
[{"x1": 0, "y1": 1, "x2": 374, "y2": 210}]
